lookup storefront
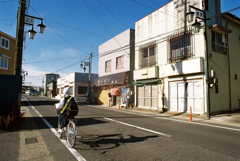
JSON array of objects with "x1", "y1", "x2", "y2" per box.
[
  {"x1": 95, "y1": 72, "x2": 130, "y2": 106},
  {"x1": 168, "y1": 79, "x2": 204, "y2": 113},
  {"x1": 134, "y1": 79, "x2": 159, "y2": 110}
]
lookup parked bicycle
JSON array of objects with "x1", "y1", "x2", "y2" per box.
[{"x1": 59, "y1": 118, "x2": 77, "y2": 148}]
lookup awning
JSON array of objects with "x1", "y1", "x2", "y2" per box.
[
  {"x1": 0, "y1": 54, "x2": 12, "y2": 59},
  {"x1": 95, "y1": 72, "x2": 129, "y2": 86},
  {"x1": 211, "y1": 24, "x2": 232, "y2": 34},
  {"x1": 134, "y1": 79, "x2": 159, "y2": 86}
]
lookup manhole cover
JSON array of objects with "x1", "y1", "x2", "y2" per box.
[{"x1": 25, "y1": 137, "x2": 38, "y2": 144}]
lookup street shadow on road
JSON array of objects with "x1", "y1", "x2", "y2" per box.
[
  {"x1": 75, "y1": 134, "x2": 159, "y2": 151},
  {"x1": 18, "y1": 116, "x2": 108, "y2": 131},
  {"x1": 21, "y1": 100, "x2": 59, "y2": 106}
]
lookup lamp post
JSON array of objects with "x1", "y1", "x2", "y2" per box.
[
  {"x1": 80, "y1": 47, "x2": 92, "y2": 102},
  {"x1": 186, "y1": 5, "x2": 210, "y2": 119},
  {"x1": 21, "y1": 70, "x2": 28, "y2": 81},
  {"x1": 14, "y1": 0, "x2": 46, "y2": 75}
]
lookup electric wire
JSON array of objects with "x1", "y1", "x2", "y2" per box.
[{"x1": 64, "y1": 0, "x2": 91, "y2": 45}]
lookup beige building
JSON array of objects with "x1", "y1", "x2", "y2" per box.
[
  {"x1": 133, "y1": 0, "x2": 240, "y2": 115},
  {"x1": 0, "y1": 31, "x2": 16, "y2": 75}
]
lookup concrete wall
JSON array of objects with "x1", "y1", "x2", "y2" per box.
[{"x1": 0, "y1": 75, "x2": 22, "y2": 108}]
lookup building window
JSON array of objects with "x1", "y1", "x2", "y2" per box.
[
  {"x1": 1, "y1": 37, "x2": 9, "y2": 50},
  {"x1": 61, "y1": 88, "x2": 64, "y2": 94},
  {"x1": 78, "y1": 86, "x2": 88, "y2": 94},
  {"x1": 168, "y1": 32, "x2": 192, "y2": 63},
  {"x1": 116, "y1": 55, "x2": 124, "y2": 69},
  {"x1": 212, "y1": 30, "x2": 228, "y2": 54},
  {"x1": 105, "y1": 60, "x2": 111, "y2": 72},
  {"x1": 140, "y1": 46, "x2": 156, "y2": 68},
  {"x1": 0, "y1": 57, "x2": 8, "y2": 70}
]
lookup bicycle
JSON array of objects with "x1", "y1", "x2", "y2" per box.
[{"x1": 59, "y1": 118, "x2": 77, "y2": 148}]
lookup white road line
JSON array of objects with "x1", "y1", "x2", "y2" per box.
[
  {"x1": 88, "y1": 105, "x2": 240, "y2": 132},
  {"x1": 104, "y1": 117, "x2": 172, "y2": 138},
  {"x1": 23, "y1": 96, "x2": 86, "y2": 161}
]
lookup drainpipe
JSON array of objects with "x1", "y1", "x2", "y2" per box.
[{"x1": 226, "y1": 16, "x2": 236, "y2": 112}]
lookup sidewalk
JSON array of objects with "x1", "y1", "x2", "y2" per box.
[{"x1": 19, "y1": 106, "x2": 54, "y2": 161}]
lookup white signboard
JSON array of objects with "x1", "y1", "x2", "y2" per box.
[{"x1": 25, "y1": 16, "x2": 34, "y2": 25}]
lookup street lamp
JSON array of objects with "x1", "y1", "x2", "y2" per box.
[
  {"x1": 28, "y1": 26, "x2": 37, "y2": 39},
  {"x1": 14, "y1": 0, "x2": 46, "y2": 76},
  {"x1": 80, "y1": 47, "x2": 93, "y2": 102},
  {"x1": 37, "y1": 20, "x2": 46, "y2": 33}
]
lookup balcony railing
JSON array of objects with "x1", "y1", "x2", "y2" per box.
[
  {"x1": 212, "y1": 43, "x2": 228, "y2": 54},
  {"x1": 168, "y1": 47, "x2": 193, "y2": 63},
  {"x1": 140, "y1": 56, "x2": 156, "y2": 69}
]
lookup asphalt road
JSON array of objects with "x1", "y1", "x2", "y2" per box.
[{"x1": 22, "y1": 95, "x2": 240, "y2": 161}]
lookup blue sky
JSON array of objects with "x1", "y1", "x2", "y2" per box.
[{"x1": 0, "y1": 0, "x2": 240, "y2": 86}]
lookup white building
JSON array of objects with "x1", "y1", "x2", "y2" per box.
[
  {"x1": 56, "y1": 72, "x2": 98, "y2": 100},
  {"x1": 96, "y1": 29, "x2": 135, "y2": 106},
  {"x1": 134, "y1": 0, "x2": 239, "y2": 115},
  {"x1": 44, "y1": 73, "x2": 59, "y2": 94}
]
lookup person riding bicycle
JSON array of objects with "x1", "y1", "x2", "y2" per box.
[{"x1": 55, "y1": 87, "x2": 77, "y2": 133}]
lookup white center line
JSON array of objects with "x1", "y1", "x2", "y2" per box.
[
  {"x1": 104, "y1": 117, "x2": 172, "y2": 138},
  {"x1": 23, "y1": 96, "x2": 86, "y2": 161}
]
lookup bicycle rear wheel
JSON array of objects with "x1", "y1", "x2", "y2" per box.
[{"x1": 67, "y1": 121, "x2": 76, "y2": 148}]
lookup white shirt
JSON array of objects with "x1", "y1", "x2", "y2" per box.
[{"x1": 55, "y1": 95, "x2": 77, "y2": 110}]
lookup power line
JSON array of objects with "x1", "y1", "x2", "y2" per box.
[{"x1": 64, "y1": 0, "x2": 91, "y2": 45}]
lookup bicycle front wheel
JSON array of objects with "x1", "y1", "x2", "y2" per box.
[{"x1": 67, "y1": 121, "x2": 76, "y2": 148}]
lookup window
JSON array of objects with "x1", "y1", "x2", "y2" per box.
[
  {"x1": 1, "y1": 37, "x2": 9, "y2": 50},
  {"x1": 0, "y1": 57, "x2": 8, "y2": 70},
  {"x1": 105, "y1": 60, "x2": 111, "y2": 72},
  {"x1": 212, "y1": 30, "x2": 227, "y2": 54},
  {"x1": 168, "y1": 32, "x2": 192, "y2": 63},
  {"x1": 140, "y1": 46, "x2": 156, "y2": 68},
  {"x1": 78, "y1": 86, "x2": 88, "y2": 94},
  {"x1": 116, "y1": 55, "x2": 124, "y2": 69}
]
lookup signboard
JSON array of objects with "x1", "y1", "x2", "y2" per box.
[
  {"x1": 25, "y1": 16, "x2": 34, "y2": 25},
  {"x1": 84, "y1": 62, "x2": 90, "y2": 66}
]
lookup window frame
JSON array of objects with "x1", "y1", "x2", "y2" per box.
[
  {"x1": 1, "y1": 36, "x2": 10, "y2": 50},
  {"x1": 211, "y1": 30, "x2": 228, "y2": 54},
  {"x1": 105, "y1": 60, "x2": 112, "y2": 72},
  {"x1": 0, "y1": 57, "x2": 8, "y2": 70},
  {"x1": 78, "y1": 86, "x2": 88, "y2": 94},
  {"x1": 140, "y1": 45, "x2": 156, "y2": 69},
  {"x1": 168, "y1": 32, "x2": 192, "y2": 63},
  {"x1": 116, "y1": 55, "x2": 124, "y2": 70}
]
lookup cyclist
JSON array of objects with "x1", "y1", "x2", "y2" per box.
[{"x1": 55, "y1": 87, "x2": 77, "y2": 133}]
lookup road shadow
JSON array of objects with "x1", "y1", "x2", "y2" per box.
[
  {"x1": 18, "y1": 116, "x2": 108, "y2": 131},
  {"x1": 75, "y1": 134, "x2": 159, "y2": 150}
]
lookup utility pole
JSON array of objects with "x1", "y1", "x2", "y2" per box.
[
  {"x1": 14, "y1": 0, "x2": 26, "y2": 75},
  {"x1": 88, "y1": 45, "x2": 92, "y2": 102}
]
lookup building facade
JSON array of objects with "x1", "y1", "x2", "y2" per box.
[
  {"x1": 134, "y1": 0, "x2": 240, "y2": 114},
  {"x1": 96, "y1": 29, "x2": 135, "y2": 106},
  {"x1": 56, "y1": 72, "x2": 98, "y2": 100},
  {"x1": 0, "y1": 31, "x2": 16, "y2": 75},
  {"x1": 44, "y1": 73, "x2": 60, "y2": 94}
]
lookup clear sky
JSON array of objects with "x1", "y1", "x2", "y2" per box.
[{"x1": 1, "y1": 0, "x2": 240, "y2": 87}]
